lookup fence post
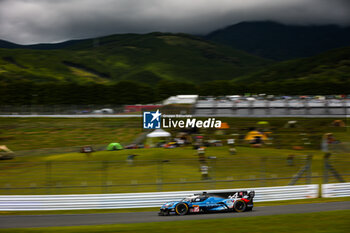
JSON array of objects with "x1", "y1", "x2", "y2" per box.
[
  {"x1": 191, "y1": 99, "x2": 198, "y2": 115},
  {"x1": 102, "y1": 161, "x2": 109, "y2": 193},
  {"x1": 265, "y1": 100, "x2": 270, "y2": 115},
  {"x1": 323, "y1": 153, "x2": 329, "y2": 184},
  {"x1": 157, "y1": 160, "x2": 163, "y2": 192},
  {"x1": 289, "y1": 154, "x2": 313, "y2": 185},
  {"x1": 343, "y1": 99, "x2": 347, "y2": 115},
  {"x1": 232, "y1": 100, "x2": 236, "y2": 115},
  {"x1": 324, "y1": 100, "x2": 330, "y2": 115},
  {"x1": 323, "y1": 153, "x2": 345, "y2": 184},
  {"x1": 213, "y1": 100, "x2": 217, "y2": 115},
  {"x1": 260, "y1": 157, "x2": 267, "y2": 187},
  {"x1": 304, "y1": 99, "x2": 310, "y2": 115},
  {"x1": 306, "y1": 154, "x2": 312, "y2": 184},
  {"x1": 209, "y1": 156, "x2": 217, "y2": 189},
  {"x1": 248, "y1": 100, "x2": 253, "y2": 115},
  {"x1": 46, "y1": 161, "x2": 52, "y2": 194},
  {"x1": 285, "y1": 99, "x2": 290, "y2": 115}
]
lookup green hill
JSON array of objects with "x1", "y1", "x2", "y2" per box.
[
  {"x1": 228, "y1": 46, "x2": 350, "y2": 95},
  {"x1": 205, "y1": 21, "x2": 350, "y2": 61},
  {"x1": 1, "y1": 32, "x2": 349, "y2": 104},
  {"x1": 0, "y1": 33, "x2": 271, "y2": 85},
  {"x1": 236, "y1": 46, "x2": 350, "y2": 83}
]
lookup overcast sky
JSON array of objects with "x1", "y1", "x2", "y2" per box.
[{"x1": 1, "y1": 0, "x2": 349, "y2": 44}]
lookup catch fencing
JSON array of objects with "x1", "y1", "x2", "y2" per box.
[
  {"x1": 0, "y1": 184, "x2": 318, "y2": 211},
  {"x1": 0, "y1": 154, "x2": 349, "y2": 195},
  {"x1": 0, "y1": 156, "x2": 318, "y2": 195}
]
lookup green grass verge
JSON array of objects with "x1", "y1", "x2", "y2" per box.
[
  {"x1": 1, "y1": 210, "x2": 349, "y2": 232},
  {"x1": 0, "y1": 117, "x2": 142, "y2": 151},
  {"x1": 1, "y1": 196, "x2": 349, "y2": 216}
]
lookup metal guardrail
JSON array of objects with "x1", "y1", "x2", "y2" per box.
[
  {"x1": 322, "y1": 182, "x2": 350, "y2": 198},
  {"x1": 253, "y1": 184, "x2": 318, "y2": 202},
  {"x1": 0, "y1": 185, "x2": 318, "y2": 211}
]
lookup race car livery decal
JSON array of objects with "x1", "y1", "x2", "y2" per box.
[
  {"x1": 226, "y1": 200, "x2": 234, "y2": 208},
  {"x1": 192, "y1": 205, "x2": 200, "y2": 212}
]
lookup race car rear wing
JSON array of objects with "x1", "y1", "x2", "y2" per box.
[{"x1": 206, "y1": 191, "x2": 255, "y2": 199}]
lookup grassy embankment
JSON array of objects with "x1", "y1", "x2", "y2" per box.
[
  {"x1": 0, "y1": 117, "x2": 348, "y2": 151},
  {"x1": 0, "y1": 117, "x2": 348, "y2": 195}
]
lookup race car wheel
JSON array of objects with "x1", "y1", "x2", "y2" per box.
[
  {"x1": 175, "y1": 203, "x2": 189, "y2": 215},
  {"x1": 234, "y1": 200, "x2": 247, "y2": 212}
]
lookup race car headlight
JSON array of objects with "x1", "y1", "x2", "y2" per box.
[{"x1": 165, "y1": 203, "x2": 173, "y2": 207}]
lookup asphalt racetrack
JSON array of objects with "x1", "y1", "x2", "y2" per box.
[{"x1": 1, "y1": 201, "x2": 350, "y2": 228}]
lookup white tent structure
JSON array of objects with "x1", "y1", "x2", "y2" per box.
[
  {"x1": 163, "y1": 95, "x2": 198, "y2": 105},
  {"x1": 147, "y1": 129, "x2": 171, "y2": 138}
]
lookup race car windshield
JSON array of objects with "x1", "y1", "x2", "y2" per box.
[
  {"x1": 181, "y1": 198, "x2": 192, "y2": 202},
  {"x1": 181, "y1": 196, "x2": 198, "y2": 202},
  {"x1": 182, "y1": 196, "x2": 207, "y2": 202}
]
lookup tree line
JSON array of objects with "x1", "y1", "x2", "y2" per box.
[{"x1": 0, "y1": 79, "x2": 349, "y2": 105}]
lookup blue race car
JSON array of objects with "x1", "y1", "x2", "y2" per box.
[{"x1": 159, "y1": 190, "x2": 255, "y2": 216}]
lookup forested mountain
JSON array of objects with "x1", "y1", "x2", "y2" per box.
[{"x1": 205, "y1": 21, "x2": 350, "y2": 60}]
